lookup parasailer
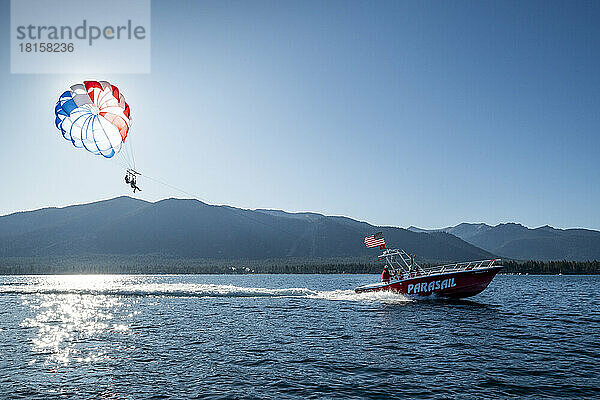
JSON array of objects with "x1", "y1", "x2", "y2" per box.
[
  {"x1": 125, "y1": 169, "x2": 141, "y2": 193},
  {"x1": 54, "y1": 80, "x2": 140, "y2": 193},
  {"x1": 130, "y1": 176, "x2": 140, "y2": 193}
]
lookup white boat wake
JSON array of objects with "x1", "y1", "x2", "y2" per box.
[{"x1": 0, "y1": 282, "x2": 411, "y2": 303}]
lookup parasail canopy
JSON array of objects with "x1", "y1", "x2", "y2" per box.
[{"x1": 54, "y1": 80, "x2": 131, "y2": 159}]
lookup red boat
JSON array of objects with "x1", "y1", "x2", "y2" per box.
[{"x1": 355, "y1": 248, "x2": 502, "y2": 298}]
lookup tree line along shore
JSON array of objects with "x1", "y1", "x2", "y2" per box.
[{"x1": 0, "y1": 256, "x2": 598, "y2": 275}]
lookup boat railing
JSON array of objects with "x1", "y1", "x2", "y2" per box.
[
  {"x1": 423, "y1": 259, "x2": 499, "y2": 276},
  {"x1": 380, "y1": 248, "x2": 499, "y2": 278}
]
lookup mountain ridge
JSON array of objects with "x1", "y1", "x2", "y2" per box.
[
  {"x1": 0, "y1": 197, "x2": 493, "y2": 263},
  {"x1": 4, "y1": 198, "x2": 598, "y2": 262},
  {"x1": 408, "y1": 223, "x2": 600, "y2": 261}
]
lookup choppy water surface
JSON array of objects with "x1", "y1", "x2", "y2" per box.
[{"x1": 0, "y1": 274, "x2": 598, "y2": 399}]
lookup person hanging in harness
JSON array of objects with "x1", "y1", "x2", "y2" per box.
[
  {"x1": 130, "y1": 175, "x2": 141, "y2": 193},
  {"x1": 125, "y1": 170, "x2": 141, "y2": 193}
]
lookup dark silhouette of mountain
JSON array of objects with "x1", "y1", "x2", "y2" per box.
[
  {"x1": 0, "y1": 197, "x2": 493, "y2": 263},
  {"x1": 409, "y1": 222, "x2": 600, "y2": 261}
]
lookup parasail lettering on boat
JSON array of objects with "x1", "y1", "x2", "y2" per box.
[
  {"x1": 407, "y1": 278, "x2": 456, "y2": 294},
  {"x1": 54, "y1": 80, "x2": 131, "y2": 158}
]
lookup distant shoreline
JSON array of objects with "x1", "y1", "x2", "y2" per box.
[{"x1": 0, "y1": 256, "x2": 598, "y2": 275}]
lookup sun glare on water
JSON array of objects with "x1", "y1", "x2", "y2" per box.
[{"x1": 20, "y1": 275, "x2": 134, "y2": 366}]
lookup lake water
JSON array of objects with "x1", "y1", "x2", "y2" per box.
[{"x1": 0, "y1": 274, "x2": 598, "y2": 399}]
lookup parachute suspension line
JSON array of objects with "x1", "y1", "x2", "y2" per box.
[
  {"x1": 115, "y1": 160, "x2": 128, "y2": 174},
  {"x1": 120, "y1": 137, "x2": 133, "y2": 169},
  {"x1": 114, "y1": 150, "x2": 131, "y2": 171},
  {"x1": 128, "y1": 136, "x2": 136, "y2": 169},
  {"x1": 112, "y1": 137, "x2": 136, "y2": 172},
  {"x1": 123, "y1": 139, "x2": 133, "y2": 168},
  {"x1": 113, "y1": 152, "x2": 130, "y2": 171}
]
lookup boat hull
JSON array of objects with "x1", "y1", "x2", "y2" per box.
[{"x1": 355, "y1": 266, "x2": 503, "y2": 299}]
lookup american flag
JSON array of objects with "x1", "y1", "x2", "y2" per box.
[{"x1": 364, "y1": 232, "x2": 386, "y2": 249}]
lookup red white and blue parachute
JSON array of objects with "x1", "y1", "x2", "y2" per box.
[{"x1": 54, "y1": 80, "x2": 131, "y2": 159}]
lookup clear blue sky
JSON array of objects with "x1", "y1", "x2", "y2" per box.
[{"x1": 1, "y1": 0, "x2": 599, "y2": 230}]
